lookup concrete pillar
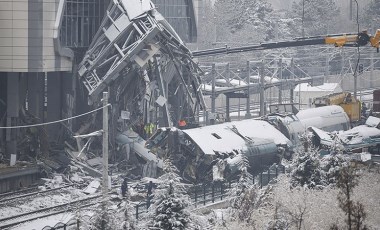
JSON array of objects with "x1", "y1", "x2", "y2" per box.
[
  {"x1": 6, "y1": 73, "x2": 20, "y2": 159},
  {"x1": 0, "y1": 73, "x2": 7, "y2": 150},
  {"x1": 27, "y1": 73, "x2": 45, "y2": 121},
  {"x1": 47, "y1": 72, "x2": 63, "y2": 142},
  {"x1": 226, "y1": 95, "x2": 230, "y2": 122}
]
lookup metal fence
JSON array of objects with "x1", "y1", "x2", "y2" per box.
[
  {"x1": 41, "y1": 219, "x2": 78, "y2": 230},
  {"x1": 39, "y1": 164, "x2": 286, "y2": 228},
  {"x1": 134, "y1": 164, "x2": 285, "y2": 219}
]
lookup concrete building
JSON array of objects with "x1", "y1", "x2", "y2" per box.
[{"x1": 0, "y1": 0, "x2": 200, "y2": 161}]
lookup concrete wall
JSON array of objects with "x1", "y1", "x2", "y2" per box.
[{"x1": 0, "y1": 0, "x2": 72, "y2": 72}]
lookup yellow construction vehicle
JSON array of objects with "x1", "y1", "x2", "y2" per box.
[{"x1": 313, "y1": 92, "x2": 361, "y2": 122}]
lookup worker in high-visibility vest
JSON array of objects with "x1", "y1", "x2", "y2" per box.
[{"x1": 144, "y1": 123, "x2": 155, "y2": 138}]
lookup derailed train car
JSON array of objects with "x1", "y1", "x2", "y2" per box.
[
  {"x1": 146, "y1": 119, "x2": 293, "y2": 182},
  {"x1": 308, "y1": 116, "x2": 380, "y2": 155}
]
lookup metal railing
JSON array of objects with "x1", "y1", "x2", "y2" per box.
[{"x1": 38, "y1": 164, "x2": 287, "y2": 228}]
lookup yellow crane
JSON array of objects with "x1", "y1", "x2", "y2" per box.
[
  {"x1": 192, "y1": 30, "x2": 380, "y2": 57},
  {"x1": 313, "y1": 92, "x2": 361, "y2": 122}
]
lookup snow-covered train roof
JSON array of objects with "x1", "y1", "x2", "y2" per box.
[
  {"x1": 294, "y1": 83, "x2": 341, "y2": 92},
  {"x1": 296, "y1": 105, "x2": 350, "y2": 131},
  {"x1": 182, "y1": 119, "x2": 292, "y2": 155}
]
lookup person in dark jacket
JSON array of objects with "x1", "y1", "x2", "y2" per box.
[{"x1": 121, "y1": 178, "x2": 128, "y2": 197}]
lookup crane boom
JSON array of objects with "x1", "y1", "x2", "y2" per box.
[{"x1": 192, "y1": 30, "x2": 380, "y2": 57}]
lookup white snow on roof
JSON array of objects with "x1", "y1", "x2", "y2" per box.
[
  {"x1": 297, "y1": 105, "x2": 350, "y2": 131},
  {"x1": 297, "y1": 105, "x2": 346, "y2": 120},
  {"x1": 294, "y1": 83, "x2": 340, "y2": 92},
  {"x1": 338, "y1": 125, "x2": 380, "y2": 145},
  {"x1": 201, "y1": 83, "x2": 228, "y2": 91},
  {"x1": 249, "y1": 75, "x2": 279, "y2": 84},
  {"x1": 182, "y1": 119, "x2": 292, "y2": 155},
  {"x1": 308, "y1": 127, "x2": 333, "y2": 146},
  {"x1": 215, "y1": 79, "x2": 247, "y2": 86},
  {"x1": 365, "y1": 116, "x2": 380, "y2": 127}
]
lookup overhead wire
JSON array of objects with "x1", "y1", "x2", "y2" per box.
[{"x1": 0, "y1": 104, "x2": 111, "y2": 129}]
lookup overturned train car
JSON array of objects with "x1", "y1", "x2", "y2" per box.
[{"x1": 146, "y1": 119, "x2": 293, "y2": 182}]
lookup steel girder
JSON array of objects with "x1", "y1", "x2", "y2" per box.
[{"x1": 78, "y1": 0, "x2": 206, "y2": 113}]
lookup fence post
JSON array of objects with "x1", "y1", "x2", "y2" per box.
[
  {"x1": 253, "y1": 175, "x2": 255, "y2": 185},
  {"x1": 275, "y1": 165, "x2": 278, "y2": 178},
  {"x1": 203, "y1": 184, "x2": 206, "y2": 205},
  {"x1": 220, "y1": 182, "x2": 223, "y2": 200},
  {"x1": 64, "y1": 224, "x2": 67, "y2": 230},
  {"x1": 195, "y1": 185, "x2": 197, "y2": 208},
  {"x1": 77, "y1": 218, "x2": 80, "y2": 229},
  {"x1": 260, "y1": 172, "x2": 263, "y2": 189},
  {"x1": 212, "y1": 182, "x2": 215, "y2": 203},
  {"x1": 135, "y1": 205, "x2": 139, "y2": 220},
  {"x1": 147, "y1": 196, "x2": 150, "y2": 209},
  {"x1": 268, "y1": 169, "x2": 270, "y2": 183}
]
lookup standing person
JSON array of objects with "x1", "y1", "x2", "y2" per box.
[
  {"x1": 146, "y1": 181, "x2": 153, "y2": 208},
  {"x1": 121, "y1": 178, "x2": 128, "y2": 197}
]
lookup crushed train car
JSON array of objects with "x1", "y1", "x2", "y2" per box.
[
  {"x1": 146, "y1": 119, "x2": 293, "y2": 182},
  {"x1": 308, "y1": 116, "x2": 380, "y2": 155}
]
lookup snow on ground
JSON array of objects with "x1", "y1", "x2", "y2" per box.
[
  {"x1": 2, "y1": 167, "x2": 379, "y2": 229},
  {"x1": 0, "y1": 187, "x2": 85, "y2": 219},
  {"x1": 211, "y1": 170, "x2": 380, "y2": 229},
  {"x1": 11, "y1": 213, "x2": 74, "y2": 230}
]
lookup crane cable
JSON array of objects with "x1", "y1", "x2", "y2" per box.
[{"x1": 0, "y1": 104, "x2": 111, "y2": 129}]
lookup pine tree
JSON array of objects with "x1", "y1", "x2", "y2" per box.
[
  {"x1": 229, "y1": 155, "x2": 257, "y2": 223},
  {"x1": 333, "y1": 166, "x2": 368, "y2": 230},
  {"x1": 290, "y1": 146, "x2": 326, "y2": 189},
  {"x1": 150, "y1": 159, "x2": 192, "y2": 230},
  {"x1": 360, "y1": 0, "x2": 380, "y2": 29},
  {"x1": 322, "y1": 153, "x2": 349, "y2": 185},
  {"x1": 290, "y1": 0, "x2": 340, "y2": 36},
  {"x1": 214, "y1": 0, "x2": 274, "y2": 43}
]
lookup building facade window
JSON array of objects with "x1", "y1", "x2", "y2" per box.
[
  {"x1": 61, "y1": 0, "x2": 109, "y2": 48},
  {"x1": 152, "y1": 0, "x2": 196, "y2": 42},
  {"x1": 60, "y1": 0, "x2": 196, "y2": 48}
]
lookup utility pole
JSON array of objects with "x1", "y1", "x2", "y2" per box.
[
  {"x1": 370, "y1": 20, "x2": 375, "y2": 88},
  {"x1": 245, "y1": 61, "x2": 251, "y2": 118},
  {"x1": 211, "y1": 63, "x2": 216, "y2": 125},
  {"x1": 354, "y1": 71, "x2": 358, "y2": 99},
  {"x1": 102, "y1": 91, "x2": 109, "y2": 215},
  {"x1": 290, "y1": 58, "x2": 295, "y2": 104},
  {"x1": 278, "y1": 58, "x2": 282, "y2": 104},
  {"x1": 260, "y1": 61, "x2": 265, "y2": 116}
]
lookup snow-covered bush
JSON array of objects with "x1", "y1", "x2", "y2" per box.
[
  {"x1": 149, "y1": 159, "x2": 195, "y2": 230},
  {"x1": 321, "y1": 153, "x2": 349, "y2": 185},
  {"x1": 153, "y1": 183, "x2": 190, "y2": 230},
  {"x1": 289, "y1": 146, "x2": 326, "y2": 189},
  {"x1": 88, "y1": 205, "x2": 119, "y2": 230},
  {"x1": 290, "y1": 133, "x2": 351, "y2": 189}
]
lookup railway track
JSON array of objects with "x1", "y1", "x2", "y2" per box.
[
  {"x1": 0, "y1": 194, "x2": 102, "y2": 229},
  {"x1": 0, "y1": 185, "x2": 41, "y2": 199},
  {"x1": 0, "y1": 184, "x2": 74, "y2": 204}
]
